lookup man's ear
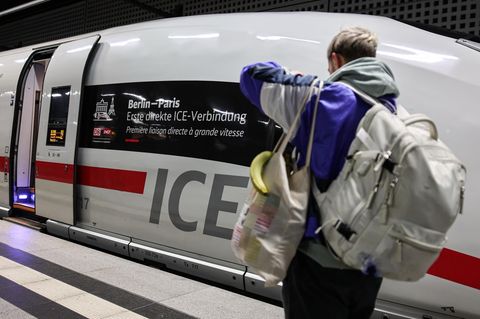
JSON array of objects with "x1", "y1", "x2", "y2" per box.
[{"x1": 331, "y1": 52, "x2": 346, "y2": 69}]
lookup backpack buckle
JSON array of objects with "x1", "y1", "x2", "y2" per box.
[
  {"x1": 334, "y1": 220, "x2": 357, "y2": 241},
  {"x1": 374, "y1": 150, "x2": 392, "y2": 172}
]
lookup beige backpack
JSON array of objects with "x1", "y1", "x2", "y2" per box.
[{"x1": 313, "y1": 83, "x2": 466, "y2": 281}]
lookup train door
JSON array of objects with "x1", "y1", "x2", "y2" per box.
[
  {"x1": 11, "y1": 49, "x2": 55, "y2": 214},
  {"x1": 35, "y1": 36, "x2": 100, "y2": 224},
  {"x1": 0, "y1": 50, "x2": 32, "y2": 216}
]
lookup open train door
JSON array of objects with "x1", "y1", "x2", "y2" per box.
[
  {"x1": 35, "y1": 35, "x2": 100, "y2": 225},
  {"x1": 0, "y1": 50, "x2": 33, "y2": 217}
]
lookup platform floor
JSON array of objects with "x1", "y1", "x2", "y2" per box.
[{"x1": 0, "y1": 219, "x2": 283, "y2": 319}]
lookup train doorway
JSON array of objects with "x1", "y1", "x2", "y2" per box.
[{"x1": 12, "y1": 49, "x2": 55, "y2": 213}]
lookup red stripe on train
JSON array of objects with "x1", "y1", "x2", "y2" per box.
[
  {"x1": 36, "y1": 161, "x2": 74, "y2": 183},
  {"x1": 0, "y1": 156, "x2": 9, "y2": 173},
  {"x1": 36, "y1": 161, "x2": 146, "y2": 194},
  {"x1": 428, "y1": 248, "x2": 480, "y2": 290},
  {"x1": 77, "y1": 165, "x2": 146, "y2": 194}
]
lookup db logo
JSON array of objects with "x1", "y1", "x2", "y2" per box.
[{"x1": 103, "y1": 128, "x2": 112, "y2": 135}]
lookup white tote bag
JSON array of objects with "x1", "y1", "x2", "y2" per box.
[{"x1": 231, "y1": 80, "x2": 323, "y2": 287}]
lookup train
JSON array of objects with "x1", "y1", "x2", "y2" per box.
[{"x1": 0, "y1": 12, "x2": 479, "y2": 319}]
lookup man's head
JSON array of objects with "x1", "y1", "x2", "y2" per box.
[{"x1": 327, "y1": 27, "x2": 378, "y2": 74}]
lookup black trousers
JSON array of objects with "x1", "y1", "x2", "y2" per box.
[{"x1": 282, "y1": 251, "x2": 382, "y2": 319}]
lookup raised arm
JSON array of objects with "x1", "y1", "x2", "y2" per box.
[{"x1": 240, "y1": 61, "x2": 317, "y2": 131}]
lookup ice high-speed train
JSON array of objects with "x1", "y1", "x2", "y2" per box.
[{"x1": 0, "y1": 12, "x2": 478, "y2": 318}]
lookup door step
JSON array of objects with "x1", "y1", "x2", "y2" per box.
[
  {"x1": 3, "y1": 216, "x2": 45, "y2": 231},
  {"x1": 13, "y1": 203, "x2": 35, "y2": 213}
]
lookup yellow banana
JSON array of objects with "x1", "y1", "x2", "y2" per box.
[{"x1": 250, "y1": 151, "x2": 273, "y2": 195}]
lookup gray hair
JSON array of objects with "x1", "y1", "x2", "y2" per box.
[{"x1": 327, "y1": 27, "x2": 378, "y2": 62}]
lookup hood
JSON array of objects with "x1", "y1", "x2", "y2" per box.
[{"x1": 327, "y1": 57, "x2": 400, "y2": 98}]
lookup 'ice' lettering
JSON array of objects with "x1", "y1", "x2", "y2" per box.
[{"x1": 149, "y1": 168, "x2": 249, "y2": 239}]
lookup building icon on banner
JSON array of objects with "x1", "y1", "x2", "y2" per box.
[{"x1": 94, "y1": 98, "x2": 115, "y2": 121}]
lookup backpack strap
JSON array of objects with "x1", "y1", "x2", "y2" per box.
[
  {"x1": 337, "y1": 81, "x2": 381, "y2": 106},
  {"x1": 339, "y1": 81, "x2": 399, "y2": 175}
]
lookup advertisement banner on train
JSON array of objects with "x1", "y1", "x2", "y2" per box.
[{"x1": 80, "y1": 81, "x2": 275, "y2": 166}]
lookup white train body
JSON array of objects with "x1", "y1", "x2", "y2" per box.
[{"x1": 0, "y1": 12, "x2": 479, "y2": 318}]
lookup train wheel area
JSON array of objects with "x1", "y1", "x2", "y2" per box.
[{"x1": 0, "y1": 219, "x2": 284, "y2": 319}]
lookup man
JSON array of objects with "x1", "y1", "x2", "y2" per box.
[{"x1": 239, "y1": 27, "x2": 399, "y2": 318}]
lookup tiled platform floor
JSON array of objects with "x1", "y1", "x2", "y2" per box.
[{"x1": 0, "y1": 219, "x2": 283, "y2": 319}]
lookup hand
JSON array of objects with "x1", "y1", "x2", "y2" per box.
[
  {"x1": 283, "y1": 67, "x2": 304, "y2": 76},
  {"x1": 290, "y1": 70, "x2": 304, "y2": 76}
]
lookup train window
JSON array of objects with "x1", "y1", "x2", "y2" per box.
[
  {"x1": 46, "y1": 86, "x2": 71, "y2": 146},
  {"x1": 79, "y1": 81, "x2": 274, "y2": 166}
]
